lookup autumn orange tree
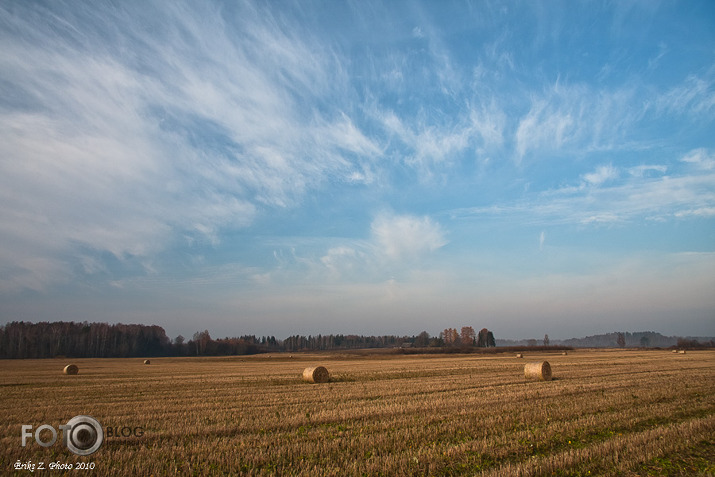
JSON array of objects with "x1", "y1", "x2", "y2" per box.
[
  {"x1": 461, "y1": 326, "x2": 476, "y2": 346},
  {"x1": 442, "y1": 328, "x2": 459, "y2": 346}
]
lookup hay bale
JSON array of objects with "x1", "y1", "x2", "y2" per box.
[
  {"x1": 678, "y1": 350, "x2": 686, "y2": 354},
  {"x1": 561, "y1": 351, "x2": 568, "y2": 356},
  {"x1": 515, "y1": 353, "x2": 523, "y2": 358},
  {"x1": 63, "y1": 364, "x2": 79, "y2": 375},
  {"x1": 303, "y1": 366, "x2": 329, "y2": 384},
  {"x1": 524, "y1": 361, "x2": 552, "y2": 381},
  {"x1": 143, "y1": 359, "x2": 150, "y2": 365},
  {"x1": 672, "y1": 349, "x2": 678, "y2": 353}
]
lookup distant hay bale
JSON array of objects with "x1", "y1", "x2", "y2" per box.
[
  {"x1": 143, "y1": 359, "x2": 150, "y2": 365},
  {"x1": 678, "y1": 350, "x2": 686, "y2": 354},
  {"x1": 515, "y1": 353, "x2": 523, "y2": 358},
  {"x1": 672, "y1": 349, "x2": 678, "y2": 353},
  {"x1": 63, "y1": 364, "x2": 79, "y2": 375},
  {"x1": 524, "y1": 361, "x2": 552, "y2": 381},
  {"x1": 303, "y1": 366, "x2": 329, "y2": 384},
  {"x1": 561, "y1": 351, "x2": 568, "y2": 356}
]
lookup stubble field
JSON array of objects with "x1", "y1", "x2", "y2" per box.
[{"x1": 1, "y1": 349, "x2": 713, "y2": 476}]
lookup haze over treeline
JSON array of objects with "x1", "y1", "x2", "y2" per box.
[{"x1": 1, "y1": 322, "x2": 712, "y2": 359}]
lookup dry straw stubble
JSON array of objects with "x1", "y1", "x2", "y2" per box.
[
  {"x1": 3, "y1": 350, "x2": 714, "y2": 476},
  {"x1": 524, "y1": 361, "x2": 552, "y2": 381},
  {"x1": 63, "y1": 364, "x2": 79, "y2": 375},
  {"x1": 303, "y1": 366, "x2": 329, "y2": 383}
]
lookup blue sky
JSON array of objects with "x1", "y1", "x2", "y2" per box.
[{"x1": 1, "y1": 1, "x2": 714, "y2": 341}]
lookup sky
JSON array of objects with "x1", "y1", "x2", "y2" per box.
[{"x1": 1, "y1": 1, "x2": 714, "y2": 341}]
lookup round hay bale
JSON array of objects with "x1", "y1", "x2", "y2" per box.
[
  {"x1": 303, "y1": 366, "x2": 329, "y2": 384},
  {"x1": 524, "y1": 361, "x2": 552, "y2": 381},
  {"x1": 63, "y1": 364, "x2": 79, "y2": 375},
  {"x1": 561, "y1": 351, "x2": 568, "y2": 356},
  {"x1": 515, "y1": 353, "x2": 523, "y2": 358},
  {"x1": 678, "y1": 350, "x2": 686, "y2": 354},
  {"x1": 143, "y1": 359, "x2": 150, "y2": 365},
  {"x1": 671, "y1": 349, "x2": 678, "y2": 353}
]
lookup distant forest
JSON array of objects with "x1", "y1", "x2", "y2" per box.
[
  {"x1": 0, "y1": 322, "x2": 501, "y2": 359},
  {"x1": 498, "y1": 331, "x2": 715, "y2": 349},
  {"x1": 0, "y1": 322, "x2": 711, "y2": 359}
]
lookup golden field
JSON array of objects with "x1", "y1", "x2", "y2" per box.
[{"x1": 1, "y1": 349, "x2": 713, "y2": 476}]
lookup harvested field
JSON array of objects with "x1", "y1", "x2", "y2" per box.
[{"x1": 1, "y1": 349, "x2": 713, "y2": 476}]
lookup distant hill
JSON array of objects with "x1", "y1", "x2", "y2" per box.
[{"x1": 497, "y1": 331, "x2": 715, "y2": 348}]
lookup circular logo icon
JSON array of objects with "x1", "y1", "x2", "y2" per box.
[{"x1": 65, "y1": 415, "x2": 103, "y2": 456}]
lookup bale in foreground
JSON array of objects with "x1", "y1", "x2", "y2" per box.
[
  {"x1": 63, "y1": 364, "x2": 79, "y2": 375},
  {"x1": 303, "y1": 366, "x2": 329, "y2": 383},
  {"x1": 143, "y1": 359, "x2": 150, "y2": 365},
  {"x1": 524, "y1": 361, "x2": 552, "y2": 381}
]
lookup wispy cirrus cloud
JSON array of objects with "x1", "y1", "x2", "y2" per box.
[
  {"x1": 369, "y1": 97, "x2": 507, "y2": 181},
  {"x1": 654, "y1": 72, "x2": 715, "y2": 117},
  {"x1": 515, "y1": 97, "x2": 576, "y2": 161},
  {"x1": 453, "y1": 149, "x2": 715, "y2": 226},
  {"x1": 514, "y1": 82, "x2": 644, "y2": 162},
  {"x1": 0, "y1": 2, "x2": 378, "y2": 291},
  {"x1": 376, "y1": 109, "x2": 474, "y2": 173}
]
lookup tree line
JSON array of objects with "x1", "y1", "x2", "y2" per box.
[
  {"x1": 0, "y1": 321, "x2": 498, "y2": 358},
  {"x1": 0, "y1": 321, "x2": 172, "y2": 359},
  {"x1": 441, "y1": 327, "x2": 495, "y2": 347}
]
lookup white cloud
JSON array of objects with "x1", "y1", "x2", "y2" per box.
[
  {"x1": 371, "y1": 212, "x2": 447, "y2": 260},
  {"x1": 628, "y1": 165, "x2": 667, "y2": 177},
  {"x1": 674, "y1": 207, "x2": 715, "y2": 218},
  {"x1": 287, "y1": 213, "x2": 449, "y2": 283},
  {"x1": 295, "y1": 214, "x2": 448, "y2": 284},
  {"x1": 320, "y1": 246, "x2": 361, "y2": 279},
  {"x1": 582, "y1": 165, "x2": 619, "y2": 186},
  {"x1": 680, "y1": 148, "x2": 715, "y2": 170}
]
